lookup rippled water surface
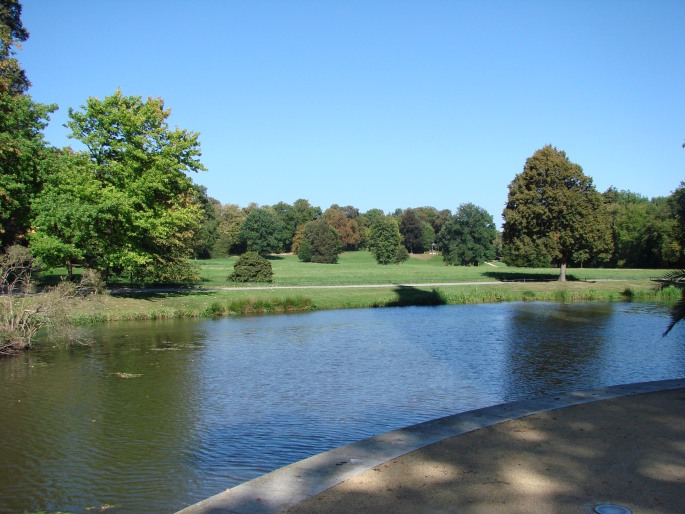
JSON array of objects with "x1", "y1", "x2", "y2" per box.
[{"x1": 0, "y1": 302, "x2": 683, "y2": 513}]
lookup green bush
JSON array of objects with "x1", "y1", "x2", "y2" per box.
[{"x1": 228, "y1": 252, "x2": 273, "y2": 283}]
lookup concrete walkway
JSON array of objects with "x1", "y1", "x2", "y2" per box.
[{"x1": 178, "y1": 379, "x2": 685, "y2": 514}]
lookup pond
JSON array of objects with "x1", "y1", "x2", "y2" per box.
[{"x1": 0, "y1": 302, "x2": 683, "y2": 513}]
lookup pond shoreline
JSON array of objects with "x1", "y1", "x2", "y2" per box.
[{"x1": 64, "y1": 278, "x2": 677, "y2": 325}]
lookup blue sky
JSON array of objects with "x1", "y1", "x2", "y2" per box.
[{"x1": 20, "y1": 0, "x2": 685, "y2": 226}]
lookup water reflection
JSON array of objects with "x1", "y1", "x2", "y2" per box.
[
  {"x1": 0, "y1": 303, "x2": 682, "y2": 513},
  {"x1": 502, "y1": 303, "x2": 612, "y2": 399}
]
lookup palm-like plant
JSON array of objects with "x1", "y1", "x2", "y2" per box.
[{"x1": 658, "y1": 270, "x2": 685, "y2": 336}]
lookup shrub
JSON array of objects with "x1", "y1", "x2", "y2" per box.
[{"x1": 228, "y1": 252, "x2": 273, "y2": 283}]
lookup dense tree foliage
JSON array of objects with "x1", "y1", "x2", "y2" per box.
[
  {"x1": 323, "y1": 205, "x2": 362, "y2": 250},
  {"x1": 271, "y1": 198, "x2": 321, "y2": 253},
  {"x1": 439, "y1": 203, "x2": 496, "y2": 266},
  {"x1": 368, "y1": 216, "x2": 408, "y2": 265},
  {"x1": 212, "y1": 203, "x2": 246, "y2": 257},
  {"x1": 0, "y1": 0, "x2": 56, "y2": 247},
  {"x1": 502, "y1": 145, "x2": 612, "y2": 281},
  {"x1": 399, "y1": 208, "x2": 425, "y2": 253},
  {"x1": 603, "y1": 188, "x2": 681, "y2": 268},
  {"x1": 31, "y1": 90, "x2": 205, "y2": 283},
  {"x1": 228, "y1": 251, "x2": 273, "y2": 283},
  {"x1": 297, "y1": 218, "x2": 341, "y2": 264},
  {"x1": 239, "y1": 207, "x2": 283, "y2": 255}
]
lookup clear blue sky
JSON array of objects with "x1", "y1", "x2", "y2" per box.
[{"x1": 20, "y1": 0, "x2": 685, "y2": 226}]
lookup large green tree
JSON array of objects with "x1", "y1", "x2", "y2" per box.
[
  {"x1": 502, "y1": 145, "x2": 612, "y2": 281},
  {"x1": 439, "y1": 203, "x2": 496, "y2": 266},
  {"x1": 0, "y1": 0, "x2": 56, "y2": 247},
  {"x1": 297, "y1": 218, "x2": 341, "y2": 264},
  {"x1": 33, "y1": 90, "x2": 205, "y2": 282},
  {"x1": 368, "y1": 216, "x2": 408, "y2": 265},
  {"x1": 238, "y1": 206, "x2": 283, "y2": 255}
]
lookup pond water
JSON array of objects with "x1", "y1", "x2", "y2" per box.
[{"x1": 0, "y1": 302, "x2": 683, "y2": 513}]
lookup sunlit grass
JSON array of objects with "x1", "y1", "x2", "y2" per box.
[{"x1": 39, "y1": 251, "x2": 674, "y2": 324}]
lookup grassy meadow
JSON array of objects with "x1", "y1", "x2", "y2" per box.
[{"x1": 40, "y1": 251, "x2": 678, "y2": 325}]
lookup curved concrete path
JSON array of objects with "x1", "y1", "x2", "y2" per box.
[{"x1": 177, "y1": 378, "x2": 685, "y2": 514}]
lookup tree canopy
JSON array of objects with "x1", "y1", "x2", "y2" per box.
[
  {"x1": 32, "y1": 90, "x2": 205, "y2": 282},
  {"x1": 368, "y1": 216, "x2": 408, "y2": 265},
  {"x1": 0, "y1": 0, "x2": 56, "y2": 247},
  {"x1": 439, "y1": 203, "x2": 496, "y2": 266},
  {"x1": 502, "y1": 145, "x2": 612, "y2": 281},
  {"x1": 297, "y1": 218, "x2": 341, "y2": 264},
  {"x1": 239, "y1": 207, "x2": 284, "y2": 256}
]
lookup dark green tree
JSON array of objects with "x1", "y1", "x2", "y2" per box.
[
  {"x1": 399, "y1": 208, "x2": 425, "y2": 253},
  {"x1": 271, "y1": 198, "x2": 320, "y2": 252},
  {"x1": 502, "y1": 145, "x2": 612, "y2": 281},
  {"x1": 0, "y1": 0, "x2": 57, "y2": 247},
  {"x1": 368, "y1": 216, "x2": 407, "y2": 265},
  {"x1": 439, "y1": 203, "x2": 496, "y2": 266},
  {"x1": 238, "y1": 207, "x2": 283, "y2": 255},
  {"x1": 228, "y1": 251, "x2": 273, "y2": 283},
  {"x1": 297, "y1": 218, "x2": 341, "y2": 263}
]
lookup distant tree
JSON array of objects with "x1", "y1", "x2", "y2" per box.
[
  {"x1": 502, "y1": 145, "x2": 612, "y2": 281},
  {"x1": 211, "y1": 203, "x2": 246, "y2": 257},
  {"x1": 272, "y1": 198, "x2": 321, "y2": 252},
  {"x1": 297, "y1": 218, "x2": 341, "y2": 264},
  {"x1": 603, "y1": 188, "x2": 680, "y2": 268},
  {"x1": 422, "y1": 221, "x2": 436, "y2": 251},
  {"x1": 438, "y1": 203, "x2": 496, "y2": 266},
  {"x1": 228, "y1": 252, "x2": 273, "y2": 283},
  {"x1": 0, "y1": 0, "x2": 57, "y2": 246},
  {"x1": 191, "y1": 185, "x2": 219, "y2": 259},
  {"x1": 239, "y1": 207, "x2": 283, "y2": 255},
  {"x1": 399, "y1": 208, "x2": 425, "y2": 253},
  {"x1": 368, "y1": 216, "x2": 407, "y2": 265},
  {"x1": 669, "y1": 182, "x2": 685, "y2": 266},
  {"x1": 324, "y1": 205, "x2": 362, "y2": 250}
]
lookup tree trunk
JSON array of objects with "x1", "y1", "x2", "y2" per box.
[{"x1": 559, "y1": 262, "x2": 567, "y2": 282}]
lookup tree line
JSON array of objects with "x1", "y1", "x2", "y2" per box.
[{"x1": 1, "y1": 0, "x2": 683, "y2": 286}]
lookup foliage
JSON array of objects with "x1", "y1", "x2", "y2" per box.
[
  {"x1": 603, "y1": 188, "x2": 681, "y2": 268},
  {"x1": 368, "y1": 216, "x2": 406, "y2": 264},
  {"x1": 238, "y1": 207, "x2": 284, "y2": 255},
  {"x1": 439, "y1": 203, "x2": 496, "y2": 266},
  {"x1": 502, "y1": 145, "x2": 612, "y2": 281},
  {"x1": 271, "y1": 198, "x2": 321, "y2": 252},
  {"x1": 323, "y1": 205, "x2": 362, "y2": 250},
  {"x1": 228, "y1": 251, "x2": 273, "y2": 283},
  {"x1": 298, "y1": 218, "x2": 341, "y2": 263},
  {"x1": 399, "y1": 208, "x2": 425, "y2": 253},
  {"x1": 212, "y1": 203, "x2": 246, "y2": 257},
  {"x1": 0, "y1": 1, "x2": 57, "y2": 247},
  {"x1": 190, "y1": 185, "x2": 219, "y2": 259},
  {"x1": 33, "y1": 90, "x2": 205, "y2": 283}
]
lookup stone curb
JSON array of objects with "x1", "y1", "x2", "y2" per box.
[{"x1": 176, "y1": 378, "x2": 685, "y2": 514}]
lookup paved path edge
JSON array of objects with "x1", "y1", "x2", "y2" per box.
[{"x1": 176, "y1": 378, "x2": 685, "y2": 514}]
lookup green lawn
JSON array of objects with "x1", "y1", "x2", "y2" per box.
[
  {"x1": 44, "y1": 251, "x2": 676, "y2": 325},
  {"x1": 195, "y1": 251, "x2": 662, "y2": 287}
]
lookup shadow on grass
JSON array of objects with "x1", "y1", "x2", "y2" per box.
[
  {"x1": 110, "y1": 289, "x2": 216, "y2": 301},
  {"x1": 483, "y1": 271, "x2": 576, "y2": 282},
  {"x1": 382, "y1": 286, "x2": 447, "y2": 307}
]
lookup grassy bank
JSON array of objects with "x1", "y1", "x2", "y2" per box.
[{"x1": 45, "y1": 252, "x2": 678, "y2": 325}]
